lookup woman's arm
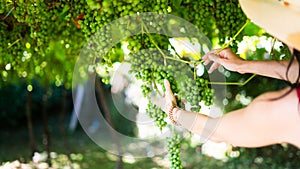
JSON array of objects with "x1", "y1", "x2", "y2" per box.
[
  {"x1": 238, "y1": 60, "x2": 298, "y2": 82},
  {"x1": 164, "y1": 79, "x2": 300, "y2": 148},
  {"x1": 202, "y1": 48, "x2": 299, "y2": 82}
]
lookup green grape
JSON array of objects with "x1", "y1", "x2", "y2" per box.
[
  {"x1": 167, "y1": 134, "x2": 183, "y2": 169},
  {"x1": 141, "y1": 84, "x2": 151, "y2": 97},
  {"x1": 101, "y1": 77, "x2": 110, "y2": 85}
]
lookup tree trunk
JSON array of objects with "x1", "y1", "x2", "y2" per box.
[
  {"x1": 26, "y1": 90, "x2": 37, "y2": 157},
  {"x1": 42, "y1": 86, "x2": 51, "y2": 165},
  {"x1": 95, "y1": 78, "x2": 123, "y2": 169},
  {"x1": 59, "y1": 86, "x2": 72, "y2": 166}
]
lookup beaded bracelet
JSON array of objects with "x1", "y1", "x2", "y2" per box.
[{"x1": 168, "y1": 105, "x2": 180, "y2": 126}]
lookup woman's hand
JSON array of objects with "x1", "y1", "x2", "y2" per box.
[
  {"x1": 163, "y1": 79, "x2": 177, "y2": 113},
  {"x1": 202, "y1": 48, "x2": 245, "y2": 73}
]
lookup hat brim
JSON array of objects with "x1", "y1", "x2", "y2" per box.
[{"x1": 239, "y1": 0, "x2": 300, "y2": 51}]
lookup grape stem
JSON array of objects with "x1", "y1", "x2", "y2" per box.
[
  {"x1": 171, "y1": 124, "x2": 175, "y2": 133},
  {"x1": 193, "y1": 63, "x2": 197, "y2": 80},
  {"x1": 0, "y1": 22, "x2": 8, "y2": 27},
  {"x1": 216, "y1": 19, "x2": 251, "y2": 54},
  {"x1": 141, "y1": 21, "x2": 167, "y2": 65},
  {"x1": 2, "y1": 7, "x2": 14, "y2": 20},
  {"x1": 209, "y1": 74, "x2": 256, "y2": 85},
  {"x1": 141, "y1": 20, "x2": 205, "y2": 66},
  {"x1": 210, "y1": 19, "x2": 256, "y2": 86},
  {"x1": 7, "y1": 38, "x2": 22, "y2": 49},
  {"x1": 151, "y1": 73, "x2": 163, "y2": 96},
  {"x1": 165, "y1": 56, "x2": 189, "y2": 64},
  {"x1": 270, "y1": 37, "x2": 276, "y2": 59}
]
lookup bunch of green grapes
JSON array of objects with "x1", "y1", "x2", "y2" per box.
[
  {"x1": 128, "y1": 49, "x2": 181, "y2": 130},
  {"x1": 126, "y1": 14, "x2": 170, "y2": 53},
  {"x1": 10, "y1": 0, "x2": 85, "y2": 52},
  {"x1": 129, "y1": 49, "x2": 181, "y2": 92},
  {"x1": 167, "y1": 134, "x2": 183, "y2": 169},
  {"x1": 0, "y1": 0, "x2": 9, "y2": 14},
  {"x1": 80, "y1": 0, "x2": 169, "y2": 38},
  {"x1": 0, "y1": 0, "x2": 86, "y2": 86},
  {"x1": 13, "y1": 1, "x2": 50, "y2": 52},
  {"x1": 129, "y1": 48, "x2": 214, "y2": 126},
  {"x1": 127, "y1": 35, "x2": 156, "y2": 53},
  {"x1": 78, "y1": 0, "x2": 171, "y2": 86},
  {"x1": 181, "y1": 0, "x2": 215, "y2": 39},
  {"x1": 0, "y1": 2, "x2": 31, "y2": 82},
  {"x1": 213, "y1": 0, "x2": 247, "y2": 51},
  {"x1": 146, "y1": 102, "x2": 167, "y2": 130},
  {"x1": 75, "y1": 0, "x2": 171, "y2": 85},
  {"x1": 180, "y1": 0, "x2": 247, "y2": 52},
  {"x1": 0, "y1": 23, "x2": 27, "y2": 82},
  {"x1": 179, "y1": 77, "x2": 213, "y2": 112}
]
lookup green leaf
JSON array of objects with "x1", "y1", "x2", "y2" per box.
[
  {"x1": 171, "y1": 0, "x2": 182, "y2": 9},
  {"x1": 244, "y1": 22, "x2": 264, "y2": 36},
  {"x1": 86, "y1": 0, "x2": 101, "y2": 9},
  {"x1": 58, "y1": 5, "x2": 70, "y2": 19}
]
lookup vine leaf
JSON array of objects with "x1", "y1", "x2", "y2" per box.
[{"x1": 171, "y1": 0, "x2": 182, "y2": 9}]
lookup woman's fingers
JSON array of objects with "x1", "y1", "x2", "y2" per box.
[
  {"x1": 164, "y1": 79, "x2": 177, "y2": 107},
  {"x1": 203, "y1": 52, "x2": 223, "y2": 73},
  {"x1": 203, "y1": 49, "x2": 215, "y2": 57},
  {"x1": 203, "y1": 49, "x2": 217, "y2": 62},
  {"x1": 208, "y1": 62, "x2": 221, "y2": 73},
  {"x1": 164, "y1": 79, "x2": 172, "y2": 95},
  {"x1": 164, "y1": 79, "x2": 175, "y2": 100},
  {"x1": 203, "y1": 59, "x2": 211, "y2": 66},
  {"x1": 202, "y1": 49, "x2": 223, "y2": 65},
  {"x1": 208, "y1": 53, "x2": 223, "y2": 63}
]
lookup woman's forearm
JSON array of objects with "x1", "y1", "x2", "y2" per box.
[
  {"x1": 237, "y1": 59, "x2": 299, "y2": 82},
  {"x1": 175, "y1": 109, "x2": 223, "y2": 142},
  {"x1": 174, "y1": 105, "x2": 289, "y2": 147}
]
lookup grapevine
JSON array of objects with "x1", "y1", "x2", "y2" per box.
[{"x1": 0, "y1": 0, "x2": 275, "y2": 168}]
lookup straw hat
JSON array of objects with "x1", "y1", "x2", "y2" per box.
[{"x1": 239, "y1": 0, "x2": 300, "y2": 51}]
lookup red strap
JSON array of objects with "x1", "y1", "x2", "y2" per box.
[{"x1": 297, "y1": 87, "x2": 300, "y2": 103}]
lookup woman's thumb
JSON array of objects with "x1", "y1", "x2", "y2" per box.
[
  {"x1": 164, "y1": 79, "x2": 170, "y2": 89},
  {"x1": 164, "y1": 79, "x2": 172, "y2": 95}
]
